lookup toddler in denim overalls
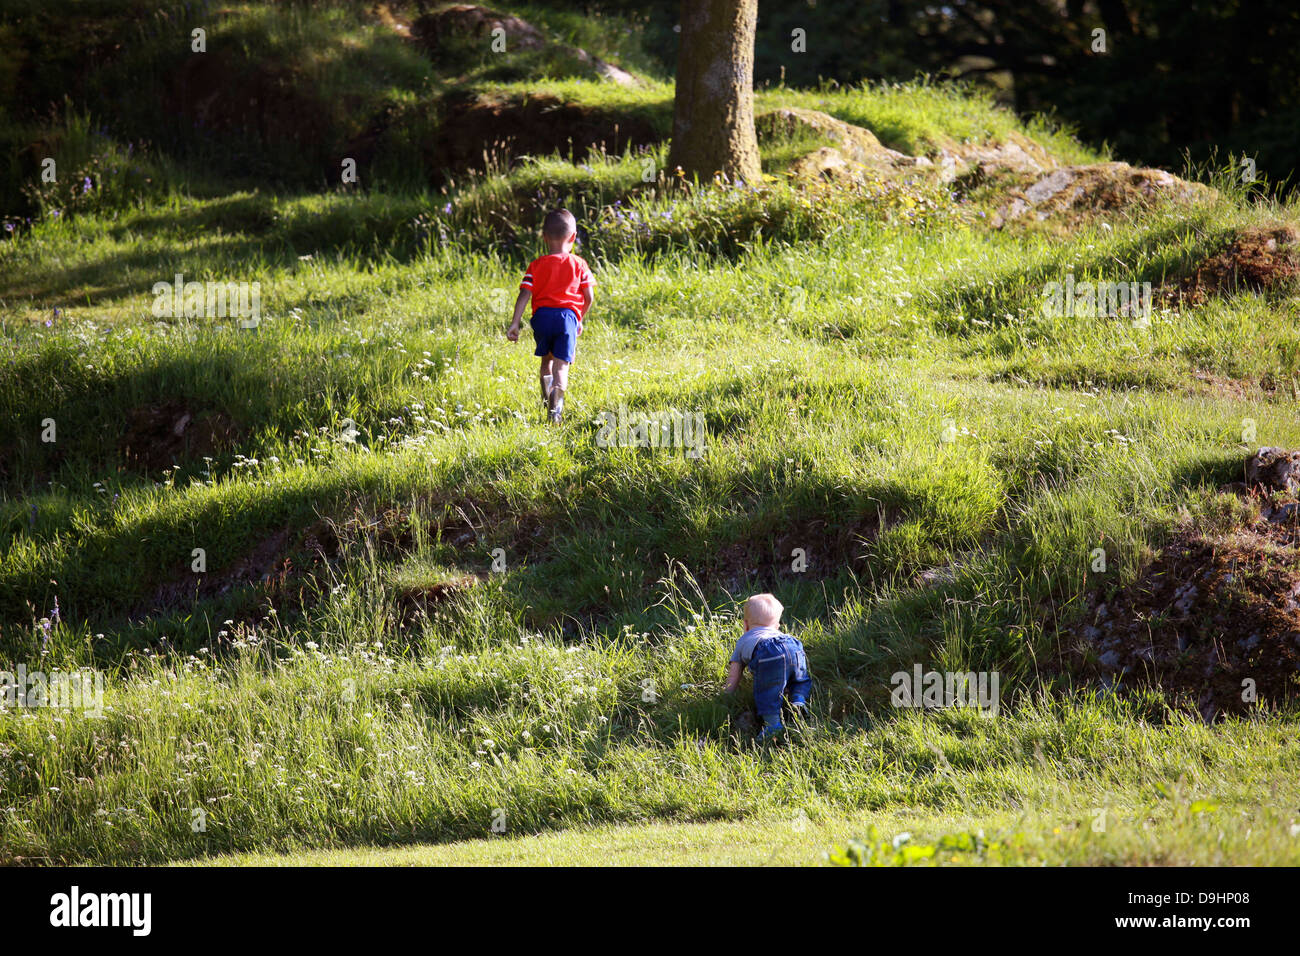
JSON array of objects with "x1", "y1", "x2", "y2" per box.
[{"x1": 724, "y1": 593, "x2": 812, "y2": 740}]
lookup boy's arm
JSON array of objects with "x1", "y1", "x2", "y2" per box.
[
  {"x1": 723, "y1": 661, "x2": 743, "y2": 694},
  {"x1": 506, "y1": 289, "x2": 530, "y2": 341},
  {"x1": 578, "y1": 261, "x2": 595, "y2": 321}
]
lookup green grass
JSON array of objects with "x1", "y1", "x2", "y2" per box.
[
  {"x1": 199, "y1": 781, "x2": 1300, "y2": 866},
  {"x1": 2, "y1": 7, "x2": 1299, "y2": 866},
  {"x1": 10, "y1": 673, "x2": 1298, "y2": 865},
  {"x1": 758, "y1": 80, "x2": 1102, "y2": 164}
]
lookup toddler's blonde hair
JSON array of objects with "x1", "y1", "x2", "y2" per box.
[{"x1": 745, "y1": 593, "x2": 783, "y2": 627}]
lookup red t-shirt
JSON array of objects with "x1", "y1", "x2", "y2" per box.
[{"x1": 521, "y1": 253, "x2": 595, "y2": 323}]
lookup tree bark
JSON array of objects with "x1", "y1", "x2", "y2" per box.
[{"x1": 667, "y1": 0, "x2": 761, "y2": 184}]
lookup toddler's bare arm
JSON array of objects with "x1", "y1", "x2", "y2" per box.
[
  {"x1": 506, "y1": 289, "x2": 530, "y2": 340},
  {"x1": 723, "y1": 661, "x2": 743, "y2": 693}
]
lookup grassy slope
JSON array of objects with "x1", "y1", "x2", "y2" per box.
[
  {"x1": 205, "y1": 802, "x2": 1300, "y2": 867},
  {"x1": 192, "y1": 699, "x2": 1300, "y2": 867},
  {"x1": 2, "y1": 3, "x2": 1299, "y2": 866}
]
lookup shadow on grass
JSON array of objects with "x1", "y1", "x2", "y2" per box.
[{"x1": 927, "y1": 218, "x2": 1226, "y2": 336}]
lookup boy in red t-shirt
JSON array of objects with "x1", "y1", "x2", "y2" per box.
[{"x1": 506, "y1": 209, "x2": 595, "y2": 424}]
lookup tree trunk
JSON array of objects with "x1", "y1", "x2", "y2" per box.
[{"x1": 668, "y1": 0, "x2": 761, "y2": 184}]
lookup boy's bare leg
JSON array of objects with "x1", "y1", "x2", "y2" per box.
[
  {"x1": 548, "y1": 359, "x2": 570, "y2": 422},
  {"x1": 539, "y1": 355, "x2": 553, "y2": 407}
]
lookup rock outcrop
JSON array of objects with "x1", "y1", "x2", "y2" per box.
[
  {"x1": 993, "y1": 162, "x2": 1213, "y2": 226},
  {"x1": 758, "y1": 109, "x2": 1209, "y2": 228}
]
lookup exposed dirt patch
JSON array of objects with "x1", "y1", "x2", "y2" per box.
[
  {"x1": 394, "y1": 571, "x2": 485, "y2": 623},
  {"x1": 1240, "y1": 447, "x2": 1300, "y2": 500},
  {"x1": 133, "y1": 496, "x2": 490, "y2": 625},
  {"x1": 136, "y1": 518, "x2": 344, "y2": 626},
  {"x1": 120, "y1": 402, "x2": 240, "y2": 474},
  {"x1": 396, "y1": 573, "x2": 482, "y2": 603},
  {"x1": 210, "y1": 528, "x2": 293, "y2": 596},
  {"x1": 143, "y1": 528, "x2": 276, "y2": 617},
  {"x1": 1188, "y1": 370, "x2": 1260, "y2": 401},
  {"x1": 136, "y1": 492, "x2": 538, "y2": 621},
  {"x1": 312, "y1": 494, "x2": 546, "y2": 572},
  {"x1": 166, "y1": 50, "x2": 332, "y2": 153},
  {"x1": 429, "y1": 90, "x2": 661, "y2": 178},
  {"x1": 1171, "y1": 223, "x2": 1300, "y2": 304},
  {"x1": 1066, "y1": 449, "x2": 1300, "y2": 720},
  {"x1": 705, "y1": 513, "x2": 882, "y2": 595},
  {"x1": 1184, "y1": 369, "x2": 1299, "y2": 404}
]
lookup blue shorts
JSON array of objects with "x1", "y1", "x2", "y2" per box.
[{"x1": 530, "y1": 307, "x2": 580, "y2": 364}]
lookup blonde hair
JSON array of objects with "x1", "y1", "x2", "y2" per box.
[{"x1": 745, "y1": 593, "x2": 783, "y2": 627}]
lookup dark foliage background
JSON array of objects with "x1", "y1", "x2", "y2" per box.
[
  {"x1": 595, "y1": 0, "x2": 1299, "y2": 190},
  {"x1": 1, "y1": 0, "x2": 1294, "y2": 210}
]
